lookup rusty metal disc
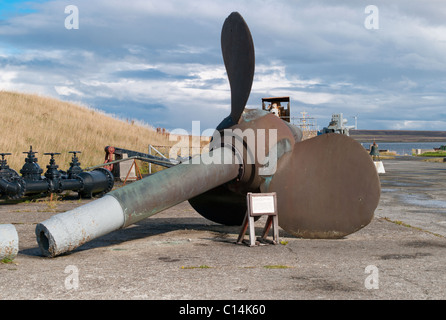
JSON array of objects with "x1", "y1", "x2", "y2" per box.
[{"x1": 264, "y1": 133, "x2": 381, "y2": 238}]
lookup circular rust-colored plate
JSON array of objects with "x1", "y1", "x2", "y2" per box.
[{"x1": 265, "y1": 133, "x2": 381, "y2": 238}]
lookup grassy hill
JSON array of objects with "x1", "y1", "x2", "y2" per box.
[{"x1": 0, "y1": 91, "x2": 178, "y2": 173}]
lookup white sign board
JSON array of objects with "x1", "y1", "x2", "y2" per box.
[
  {"x1": 251, "y1": 195, "x2": 275, "y2": 214},
  {"x1": 237, "y1": 192, "x2": 279, "y2": 246},
  {"x1": 247, "y1": 192, "x2": 277, "y2": 217},
  {"x1": 374, "y1": 161, "x2": 385, "y2": 174}
]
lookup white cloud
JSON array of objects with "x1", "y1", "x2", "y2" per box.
[
  {"x1": 0, "y1": 0, "x2": 446, "y2": 131},
  {"x1": 393, "y1": 120, "x2": 446, "y2": 131},
  {"x1": 0, "y1": 71, "x2": 17, "y2": 86},
  {"x1": 54, "y1": 86, "x2": 84, "y2": 96}
]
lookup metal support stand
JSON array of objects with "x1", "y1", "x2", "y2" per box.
[
  {"x1": 123, "y1": 159, "x2": 143, "y2": 185},
  {"x1": 237, "y1": 192, "x2": 278, "y2": 246},
  {"x1": 148, "y1": 145, "x2": 169, "y2": 174}
]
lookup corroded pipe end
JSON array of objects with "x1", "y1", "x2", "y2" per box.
[
  {"x1": 35, "y1": 195, "x2": 125, "y2": 257},
  {"x1": 0, "y1": 224, "x2": 19, "y2": 260}
]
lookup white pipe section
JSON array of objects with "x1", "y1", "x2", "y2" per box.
[
  {"x1": 0, "y1": 224, "x2": 19, "y2": 260},
  {"x1": 35, "y1": 146, "x2": 241, "y2": 257},
  {"x1": 35, "y1": 195, "x2": 125, "y2": 257}
]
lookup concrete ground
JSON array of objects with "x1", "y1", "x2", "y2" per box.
[{"x1": 0, "y1": 156, "x2": 445, "y2": 301}]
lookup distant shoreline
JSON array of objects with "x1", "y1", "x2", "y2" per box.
[{"x1": 349, "y1": 130, "x2": 446, "y2": 143}]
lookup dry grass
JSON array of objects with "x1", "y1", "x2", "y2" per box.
[
  {"x1": 375, "y1": 151, "x2": 396, "y2": 160},
  {"x1": 0, "y1": 90, "x2": 178, "y2": 172}
]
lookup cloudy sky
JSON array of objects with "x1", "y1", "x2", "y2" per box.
[{"x1": 1, "y1": 0, "x2": 446, "y2": 132}]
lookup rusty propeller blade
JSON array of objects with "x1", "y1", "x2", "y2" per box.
[
  {"x1": 216, "y1": 12, "x2": 255, "y2": 131},
  {"x1": 189, "y1": 12, "x2": 256, "y2": 225},
  {"x1": 262, "y1": 133, "x2": 381, "y2": 238}
]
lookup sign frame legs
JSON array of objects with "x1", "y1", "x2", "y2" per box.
[{"x1": 236, "y1": 192, "x2": 279, "y2": 246}]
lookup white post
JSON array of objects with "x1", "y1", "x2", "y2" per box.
[{"x1": 148, "y1": 145, "x2": 152, "y2": 175}]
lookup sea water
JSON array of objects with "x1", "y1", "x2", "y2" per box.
[{"x1": 360, "y1": 142, "x2": 446, "y2": 156}]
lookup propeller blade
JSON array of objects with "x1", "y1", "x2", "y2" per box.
[
  {"x1": 216, "y1": 12, "x2": 255, "y2": 131},
  {"x1": 263, "y1": 133, "x2": 381, "y2": 238},
  {"x1": 188, "y1": 185, "x2": 248, "y2": 225}
]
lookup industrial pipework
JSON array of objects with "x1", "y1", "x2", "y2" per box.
[
  {"x1": 0, "y1": 146, "x2": 114, "y2": 200},
  {"x1": 36, "y1": 146, "x2": 241, "y2": 257}
]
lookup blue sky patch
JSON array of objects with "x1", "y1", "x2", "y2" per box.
[{"x1": 0, "y1": 0, "x2": 48, "y2": 19}]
